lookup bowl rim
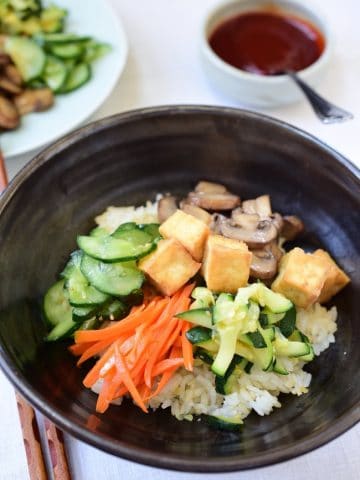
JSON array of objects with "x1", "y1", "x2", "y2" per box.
[
  {"x1": 201, "y1": 0, "x2": 333, "y2": 84},
  {"x1": 0, "y1": 105, "x2": 359, "y2": 472}
]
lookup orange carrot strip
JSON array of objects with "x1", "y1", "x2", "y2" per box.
[
  {"x1": 143, "y1": 320, "x2": 178, "y2": 388},
  {"x1": 181, "y1": 321, "x2": 194, "y2": 371},
  {"x1": 74, "y1": 304, "x2": 146, "y2": 343},
  {"x1": 77, "y1": 336, "x2": 127, "y2": 366},
  {"x1": 114, "y1": 342, "x2": 148, "y2": 413},
  {"x1": 96, "y1": 370, "x2": 114, "y2": 413},
  {"x1": 69, "y1": 342, "x2": 94, "y2": 356},
  {"x1": 137, "y1": 383, "x2": 152, "y2": 401},
  {"x1": 83, "y1": 344, "x2": 116, "y2": 388},
  {"x1": 152, "y1": 358, "x2": 184, "y2": 377},
  {"x1": 143, "y1": 287, "x2": 192, "y2": 387},
  {"x1": 157, "y1": 321, "x2": 182, "y2": 359},
  {"x1": 147, "y1": 346, "x2": 182, "y2": 399}
]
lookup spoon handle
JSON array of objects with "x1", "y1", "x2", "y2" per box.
[{"x1": 287, "y1": 71, "x2": 353, "y2": 124}]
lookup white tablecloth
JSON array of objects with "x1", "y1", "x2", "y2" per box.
[{"x1": 1, "y1": 1, "x2": 359, "y2": 479}]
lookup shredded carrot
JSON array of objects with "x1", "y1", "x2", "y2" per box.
[
  {"x1": 70, "y1": 283, "x2": 195, "y2": 414},
  {"x1": 181, "y1": 322, "x2": 194, "y2": 371}
]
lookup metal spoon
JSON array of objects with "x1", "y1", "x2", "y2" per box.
[{"x1": 286, "y1": 70, "x2": 354, "y2": 124}]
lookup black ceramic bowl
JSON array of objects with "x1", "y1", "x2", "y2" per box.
[{"x1": 0, "y1": 106, "x2": 359, "y2": 472}]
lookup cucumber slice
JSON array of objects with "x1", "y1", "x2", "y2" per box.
[
  {"x1": 252, "y1": 326, "x2": 274, "y2": 371},
  {"x1": 60, "y1": 62, "x2": 91, "y2": 93},
  {"x1": 244, "y1": 361, "x2": 253, "y2": 374},
  {"x1": 72, "y1": 305, "x2": 98, "y2": 322},
  {"x1": 39, "y1": 33, "x2": 91, "y2": 44},
  {"x1": 299, "y1": 344, "x2": 315, "y2": 362},
  {"x1": 258, "y1": 284, "x2": 293, "y2": 313},
  {"x1": 215, "y1": 354, "x2": 244, "y2": 395},
  {"x1": 113, "y1": 222, "x2": 137, "y2": 233},
  {"x1": 46, "y1": 315, "x2": 77, "y2": 342},
  {"x1": 243, "y1": 330, "x2": 266, "y2": 348},
  {"x1": 191, "y1": 287, "x2": 215, "y2": 309},
  {"x1": 176, "y1": 308, "x2": 213, "y2": 328},
  {"x1": 89, "y1": 226, "x2": 109, "y2": 238},
  {"x1": 77, "y1": 234, "x2": 154, "y2": 262},
  {"x1": 62, "y1": 251, "x2": 110, "y2": 307},
  {"x1": 139, "y1": 223, "x2": 161, "y2": 240},
  {"x1": 5, "y1": 36, "x2": 45, "y2": 81},
  {"x1": 80, "y1": 254, "x2": 144, "y2": 296},
  {"x1": 43, "y1": 279, "x2": 71, "y2": 327},
  {"x1": 98, "y1": 299, "x2": 129, "y2": 320},
  {"x1": 185, "y1": 326, "x2": 212, "y2": 345},
  {"x1": 43, "y1": 55, "x2": 67, "y2": 92},
  {"x1": 206, "y1": 415, "x2": 243, "y2": 430},
  {"x1": 194, "y1": 348, "x2": 214, "y2": 365},
  {"x1": 79, "y1": 317, "x2": 100, "y2": 331},
  {"x1": 274, "y1": 337, "x2": 310, "y2": 357},
  {"x1": 273, "y1": 357, "x2": 289, "y2": 375},
  {"x1": 83, "y1": 41, "x2": 111, "y2": 62},
  {"x1": 49, "y1": 42, "x2": 84, "y2": 59},
  {"x1": 235, "y1": 341, "x2": 255, "y2": 362},
  {"x1": 112, "y1": 226, "x2": 152, "y2": 245},
  {"x1": 278, "y1": 305, "x2": 296, "y2": 337},
  {"x1": 245, "y1": 300, "x2": 260, "y2": 332},
  {"x1": 196, "y1": 338, "x2": 219, "y2": 353}
]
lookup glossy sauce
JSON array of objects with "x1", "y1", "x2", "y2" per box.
[{"x1": 209, "y1": 11, "x2": 325, "y2": 75}]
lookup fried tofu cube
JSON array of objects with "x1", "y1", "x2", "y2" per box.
[
  {"x1": 271, "y1": 247, "x2": 330, "y2": 308},
  {"x1": 313, "y1": 249, "x2": 350, "y2": 303},
  {"x1": 138, "y1": 238, "x2": 201, "y2": 296},
  {"x1": 201, "y1": 234, "x2": 252, "y2": 293},
  {"x1": 159, "y1": 209, "x2": 210, "y2": 262}
]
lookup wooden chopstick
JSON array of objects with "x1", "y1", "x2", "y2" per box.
[
  {"x1": 0, "y1": 148, "x2": 8, "y2": 190},
  {"x1": 0, "y1": 150, "x2": 71, "y2": 480},
  {"x1": 16, "y1": 393, "x2": 47, "y2": 480}
]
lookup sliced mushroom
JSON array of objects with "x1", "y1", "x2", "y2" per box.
[
  {"x1": 281, "y1": 215, "x2": 304, "y2": 241},
  {"x1": 0, "y1": 95, "x2": 20, "y2": 129},
  {"x1": 241, "y1": 199, "x2": 257, "y2": 215},
  {"x1": 157, "y1": 195, "x2": 177, "y2": 223},
  {"x1": 250, "y1": 241, "x2": 283, "y2": 280},
  {"x1": 250, "y1": 249, "x2": 278, "y2": 280},
  {"x1": 180, "y1": 202, "x2": 212, "y2": 225},
  {"x1": 267, "y1": 240, "x2": 284, "y2": 262},
  {"x1": 187, "y1": 191, "x2": 240, "y2": 211},
  {"x1": 270, "y1": 212, "x2": 284, "y2": 232},
  {"x1": 14, "y1": 88, "x2": 54, "y2": 115},
  {"x1": 255, "y1": 194, "x2": 272, "y2": 217},
  {"x1": 4, "y1": 64, "x2": 23, "y2": 86},
  {"x1": 211, "y1": 213, "x2": 227, "y2": 233},
  {"x1": 194, "y1": 180, "x2": 227, "y2": 194},
  {"x1": 231, "y1": 209, "x2": 260, "y2": 230},
  {"x1": 219, "y1": 218, "x2": 278, "y2": 248},
  {"x1": 242, "y1": 194, "x2": 272, "y2": 218},
  {"x1": 0, "y1": 76, "x2": 22, "y2": 94}
]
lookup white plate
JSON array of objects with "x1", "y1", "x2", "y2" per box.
[{"x1": 1, "y1": 0, "x2": 128, "y2": 158}]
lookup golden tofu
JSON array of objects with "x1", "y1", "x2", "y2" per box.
[
  {"x1": 159, "y1": 209, "x2": 210, "y2": 262},
  {"x1": 272, "y1": 247, "x2": 330, "y2": 308},
  {"x1": 313, "y1": 249, "x2": 350, "y2": 303},
  {"x1": 138, "y1": 238, "x2": 201, "y2": 296},
  {"x1": 201, "y1": 234, "x2": 252, "y2": 293}
]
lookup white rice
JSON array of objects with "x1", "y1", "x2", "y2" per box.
[
  {"x1": 91, "y1": 200, "x2": 338, "y2": 422},
  {"x1": 296, "y1": 303, "x2": 337, "y2": 355},
  {"x1": 95, "y1": 197, "x2": 161, "y2": 233}
]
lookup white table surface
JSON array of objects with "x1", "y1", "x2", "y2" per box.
[{"x1": 1, "y1": 0, "x2": 359, "y2": 479}]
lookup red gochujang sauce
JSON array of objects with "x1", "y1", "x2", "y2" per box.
[{"x1": 209, "y1": 11, "x2": 325, "y2": 75}]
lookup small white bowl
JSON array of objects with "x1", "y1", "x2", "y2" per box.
[{"x1": 200, "y1": 0, "x2": 332, "y2": 108}]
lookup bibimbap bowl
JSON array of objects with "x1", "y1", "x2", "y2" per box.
[{"x1": 0, "y1": 106, "x2": 359, "y2": 472}]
